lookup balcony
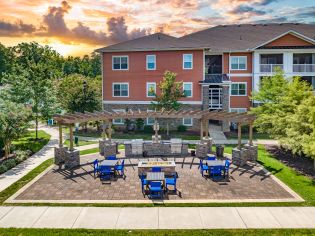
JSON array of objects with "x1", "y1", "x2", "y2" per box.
[
  {"x1": 293, "y1": 64, "x2": 315, "y2": 73},
  {"x1": 260, "y1": 64, "x2": 283, "y2": 73}
]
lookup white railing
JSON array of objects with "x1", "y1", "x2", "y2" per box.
[
  {"x1": 209, "y1": 88, "x2": 222, "y2": 109},
  {"x1": 293, "y1": 64, "x2": 315, "y2": 73},
  {"x1": 260, "y1": 64, "x2": 283, "y2": 73}
]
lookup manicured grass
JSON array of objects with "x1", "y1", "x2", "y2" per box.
[
  {"x1": 12, "y1": 130, "x2": 51, "y2": 154},
  {"x1": 79, "y1": 145, "x2": 124, "y2": 156},
  {"x1": 0, "y1": 228, "x2": 315, "y2": 236},
  {"x1": 64, "y1": 139, "x2": 98, "y2": 147},
  {"x1": 0, "y1": 159, "x2": 53, "y2": 204}
]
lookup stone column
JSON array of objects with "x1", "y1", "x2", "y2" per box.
[
  {"x1": 221, "y1": 84, "x2": 230, "y2": 132},
  {"x1": 237, "y1": 122, "x2": 242, "y2": 149},
  {"x1": 202, "y1": 85, "x2": 209, "y2": 111},
  {"x1": 58, "y1": 124, "x2": 63, "y2": 147}
]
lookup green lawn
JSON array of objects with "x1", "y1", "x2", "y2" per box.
[
  {"x1": 226, "y1": 132, "x2": 271, "y2": 140},
  {"x1": 79, "y1": 145, "x2": 124, "y2": 156},
  {"x1": 64, "y1": 139, "x2": 98, "y2": 147},
  {"x1": 12, "y1": 130, "x2": 51, "y2": 154},
  {"x1": 0, "y1": 228, "x2": 314, "y2": 236}
]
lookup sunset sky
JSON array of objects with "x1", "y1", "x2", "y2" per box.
[{"x1": 0, "y1": 0, "x2": 314, "y2": 57}]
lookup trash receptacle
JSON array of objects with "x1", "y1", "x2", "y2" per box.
[
  {"x1": 216, "y1": 144, "x2": 224, "y2": 158},
  {"x1": 74, "y1": 136, "x2": 79, "y2": 146}
]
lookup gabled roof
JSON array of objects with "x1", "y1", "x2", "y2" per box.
[
  {"x1": 181, "y1": 23, "x2": 315, "y2": 52},
  {"x1": 96, "y1": 23, "x2": 315, "y2": 53},
  {"x1": 96, "y1": 33, "x2": 207, "y2": 52}
]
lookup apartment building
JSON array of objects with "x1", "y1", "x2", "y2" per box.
[{"x1": 96, "y1": 23, "x2": 315, "y2": 131}]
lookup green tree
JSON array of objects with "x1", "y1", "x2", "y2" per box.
[
  {"x1": 0, "y1": 43, "x2": 14, "y2": 85},
  {"x1": 0, "y1": 99, "x2": 31, "y2": 158},
  {"x1": 3, "y1": 42, "x2": 62, "y2": 139},
  {"x1": 151, "y1": 71, "x2": 184, "y2": 134},
  {"x1": 252, "y1": 70, "x2": 315, "y2": 168}
]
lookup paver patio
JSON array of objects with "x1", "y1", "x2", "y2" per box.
[{"x1": 12, "y1": 153, "x2": 299, "y2": 202}]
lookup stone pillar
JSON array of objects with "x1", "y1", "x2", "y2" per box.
[
  {"x1": 237, "y1": 122, "x2": 242, "y2": 149},
  {"x1": 249, "y1": 122, "x2": 253, "y2": 146},
  {"x1": 232, "y1": 147, "x2": 248, "y2": 166},
  {"x1": 69, "y1": 125, "x2": 74, "y2": 151},
  {"x1": 99, "y1": 139, "x2": 112, "y2": 155},
  {"x1": 243, "y1": 144, "x2": 258, "y2": 161},
  {"x1": 64, "y1": 149, "x2": 80, "y2": 169},
  {"x1": 221, "y1": 84, "x2": 230, "y2": 132},
  {"x1": 58, "y1": 124, "x2": 63, "y2": 147},
  {"x1": 54, "y1": 146, "x2": 68, "y2": 165},
  {"x1": 202, "y1": 137, "x2": 213, "y2": 153},
  {"x1": 202, "y1": 85, "x2": 209, "y2": 110},
  {"x1": 104, "y1": 142, "x2": 117, "y2": 157}
]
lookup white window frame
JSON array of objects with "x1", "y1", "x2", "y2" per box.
[
  {"x1": 230, "y1": 108, "x2": 247, "y2": 113},
  {"x1": 112, "y1": 55, "x2": 129, "y2": 71},
  {"x1": 146, "y1": 55, "x2": 156, "y2": 70},
  {"x1": 183, "y1": 54, "x2": 193, "y2": 69},
  {"x1": 230, "y1": 82, "x2": 247, "y2": 96},
  {"x1": 146, "y1": 82, "x2": 156, "y2": 98},
  {"x1": 230, "y1": 56, "x2": 247, "y2": 70},
  {"x1": 112, "y1": 83, "x2": 129, "y2": 97},
  {"x1": 182, "y1": 118, "x2": 193, "y2": 126},
  {"x1": 113, "y1": 109, "x2": 125, "y2": 125},
  {"x1": 146, "y1": 109, "x2": 155, "y2": 125},
  {"x1": 183, "y1": 82, "x2": 193, "y2": 97}
]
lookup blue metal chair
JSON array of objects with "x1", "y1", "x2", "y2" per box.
[
  {"x1": 224, "y1": 160, "x2": 231, "y2": 177},
  {"x1": 166, "y1": 173, "x2": 177, "y2": 192},
  {"x1": 115, "y1": 160, "x2": 125, "y2": 176},
  {"x1": 206, "y1": 156, "x2": 216, "y2": 161},
  {"x1": 199, "y1": 160, "x2": 209, "y2": 177},
  {"x1": 149, "y1": 181, "x2": 163, "y2": 199},
  {"x1": 140, "y1": 174, "x2": 148, "y2": 193},
  {"x1": 93, "y1": 159, "x2": 100, "y2": 178},
  {"x1": 210, "y1": 166, "x2": 223, "y2": 179},
  {"x1": 106, "y1": 155, "x2": 117, "y2": 160},
  {"x1": 99, "y1": 165, "x2": 112, "y2": 180},
  {"x1": 152, "y1": 167, "x2": 161, "y2": 172}
]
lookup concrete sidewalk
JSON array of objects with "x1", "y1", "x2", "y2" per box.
[{"x1": 0, "y1": 206, "x2": 314, "y2": 229}]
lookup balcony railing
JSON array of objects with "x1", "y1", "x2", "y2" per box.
[
  {"x1": 293, "y1": 64, "x2": 315, "y2": 73},
  {"x1": 260, "y1": 64, "x2": 283, "y2": 73},
  {"x1": 205, "y1": 65, "x2": 222, "y2": 75}
]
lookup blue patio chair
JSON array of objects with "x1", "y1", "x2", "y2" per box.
[
  {"x1": 106, "y1": 155, "x2": 117, "y2": 160},
  {"x1": 99, "y1": 165, "x2": 112, "y2": 180},
  {"x1": 152, "y1": 167, "x2": 161, "y2": 172},
  {"x1": 199, "y1": 160, "x2": 209, "y2": 177},
  {"x1": 210, "y1": 166, "x2": 223, "y2": 179},
  {"x1": 166, "y1": 173, "x2": 177, "y2": 192},
  {"x1": 93, "y1": 159, "x2": 100, "y2": 178},
  {"x1": 206, "y1": 156, "x2": 216, "y2": 161},
  {"x1": 149, "y1": 181, "x2": 163, "y2": 199},
  {"x1": 140, "y1": 174, "x2": 148, "y2": 193},
  {"x1": 115, "y1": 160, "x2": 125, "y2": 176},
  {"x1": 224, "y1": 160, "x2": 231, "y2": 177}
]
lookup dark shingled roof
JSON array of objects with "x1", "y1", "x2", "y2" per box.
[{"x1": 96, "y1": 23, "x2": 315, "y2": 53}]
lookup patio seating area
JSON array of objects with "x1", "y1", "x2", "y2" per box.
[{"x1": 12, "y1": 152, "x2": 297, "y2": 202}]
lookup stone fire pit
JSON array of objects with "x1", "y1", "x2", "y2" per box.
[{"x1": 138, "y1": 160, "x2": 176, "y2": 175}]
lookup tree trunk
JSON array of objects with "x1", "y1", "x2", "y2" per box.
[
  {"x1": 35, "y1": 115, "x2": 38, "y2": 140},
  {"x1": 314, "y1": 158, "x2": 315, "y2": 171},
  {"x1": 166, "y1": 122, "x2": 169, "y2": 136},
  {"x1": 4, "y1": 142, "x2": 10, "y2": 159}
]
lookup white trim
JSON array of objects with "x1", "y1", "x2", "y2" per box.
[
  {"x1": 146, "y1": 55, "x2": 156, "y2": 70},
  {"x1": 112, "y1": 109, "x2": 125, "y2": 125},
  {"x1": 183, "y1": 54, "x2": 193, "y2": 70},
  {"x1": 103, "y1": 100, "x2": 202, "y2": 105},
  {"x1": 146, "y1": 82, "x2": 156, "y2": 98},
  {"x1": 250, "y1": 30, "x2": 315, "y2": 50},
  {"x1": 182, "y1": 117, "x2": 193, "y2": 126},
  {"x1": 112, "y1": 55, "x2": 129, "y2": 71},
  {"x1": 230, "y1": 82, "x2": 247, "y2": 96},
  {"x1": 183, "y1": 82, "x2": 193, "y2": 98},
  {"x1": 227, "y1": 73, "x2": 252, "y2": 77},
  {"x1": 112, "y1": 83, "x2": 129, "y2": 97},
  {"x1": 230, "y1": 56, "x2": 247, "y2": 71}
]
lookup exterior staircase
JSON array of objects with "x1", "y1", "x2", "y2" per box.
[{"x1": 208, "y1": 124, "x2": 227, "y2": 144}]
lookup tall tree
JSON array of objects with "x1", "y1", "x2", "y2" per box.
[
  {"x1": 4, "y1": 42, "x2": 62, "y2": 139},
  {"x1": 0, "y1": 99, "x2": 31, "y2": 158},
  {"x1": 0, "y1": 43, "x2": 14, "y2": 85},
  {"x1": 151, "y1": 71, "x2": 184, "y2": 134}
]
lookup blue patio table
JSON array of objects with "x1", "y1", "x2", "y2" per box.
[
  {"x1": 146, "y1": 172, "x2": 165, "y2": 189},
  {"x1": 204, "y1": 160, "x2": 225, "y2": 167},
  {"x1": 99, "y1": 160, "x2": 118, "y2": 167}
]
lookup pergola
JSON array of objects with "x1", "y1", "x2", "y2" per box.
[{"x1": 53, "y1": 109, "x2": 256, "y2": 150}]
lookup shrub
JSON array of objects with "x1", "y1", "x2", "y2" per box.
[
  {"x1": 0, "y1": 164, "x2": 8, "y2": 174},
  {"x1": 3, "y1": 159, "x2": 16, "y2": 169},
  {"x1": 135, "y1": 118, "x2": 144, "y2": 130},
  {"x1": 177, "y1": 125, "x2": 187, "y2": 132},
  {"x1": 15, "y1": 150, "x2": 31, "y2": 162},
  {"x1": 143, "y1": 125, "x2": 153, "y2": 134}
]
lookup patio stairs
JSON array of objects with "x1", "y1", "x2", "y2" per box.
[{"x1": 208, "y1": 124, "x2": 227, "y2": 144}]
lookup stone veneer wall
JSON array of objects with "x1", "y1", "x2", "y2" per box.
[
  {"x1": 104, "y1": 103, "x2": 202, "y2": 131},
  {"x1": 221, "y1": 85, "x2": 230, "y2": 132},
  {"x1": 202, "y1": 85, "x2": 210, "y2": 110}
]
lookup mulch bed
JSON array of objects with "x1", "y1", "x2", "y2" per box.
[{"x1": 266, "y1": 145, "x2": 315, "y2": 179}]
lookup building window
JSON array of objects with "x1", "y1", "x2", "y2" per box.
[
  {"x1": 113, "y1": 109, "x2": 125, "y2": 124},
  {"x1": 230, "y1": 56, "x2": 247, "y2": 70},
  {"x1": 146, "y1": 55, "x2": 156, "y2": 70},
  {"x1": 146, "y1": 82, "x2": 156, "y2": 97},
  {"x1": 113, "y1": 83, "x2": 129, "y2": 97},
  {"x1": 112, "y1": 56, "x2": 128, "y2": 70},
  {"x1": 183, "y1": 118, "x2": 193, "y2": 126},
  {"x1": 231, "y1": 83, "x2": 246, "y2": 96},
  {"x1": 230, "y1": 108, "x2": 247, "y2": 113},
  {"x1": 146, "y1": 109, "x2": 155, "y2": 125},
  {"x1": 183, "y1": 82, "x2": 193, "y2": 97},
  {"x1": 183, "y1": 54, "x2": 193, "y2": 69}
]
